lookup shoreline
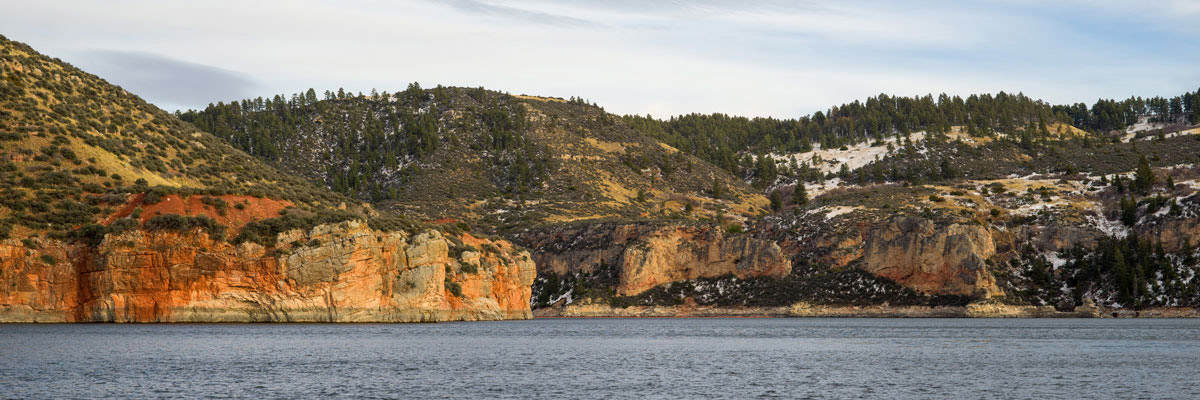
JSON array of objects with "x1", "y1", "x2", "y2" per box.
[
  {"x1": 4, "y1": 305, "x2": 1198, "y2": 323},
  {"x1": 533, "y1": 303, "x2": 1200, "y2": 319}
]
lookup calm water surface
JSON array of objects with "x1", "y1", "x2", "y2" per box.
[{"x1": 2, "y1": 318, "x2": 1198, "y2": 399}]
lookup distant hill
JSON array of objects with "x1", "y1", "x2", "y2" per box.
[
  {"x1": 0, "y1": 35, "x2": 389, "y2": 243},
  {"x1": 179, "y1": 88, "x2": 767, "y2": 231},
  {"x1": 176, "y1": 74, "x2": 1200, "y2": 315},
  {"x1": 0, "y1": 36, "x2": 538, "y2": 323},
  {"x1": 622, "y1": 89, "x2": 1199, "y2": 188}
]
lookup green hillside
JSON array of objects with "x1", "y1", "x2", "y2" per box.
[
  {"x1": 179, "y1": 88, "x2": 768, "y2": 231},
  {"x1": 0, "y1": 35, "x2": 364, "y2": 242}
]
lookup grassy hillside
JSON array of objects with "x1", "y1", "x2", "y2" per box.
[
  {"x1": 623, "y1": 89, "x2": 1199, "y2": 190},
  {"x1": 0, "y1": 35, "x2": 364, "y2": 242},
  {"x1": 179, "y1": 89, "x2": 767, "y2": 232}
]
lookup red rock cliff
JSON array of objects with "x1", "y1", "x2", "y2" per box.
[{"x1": 0, "y1": 221, "x2": 535, "y2": 322}]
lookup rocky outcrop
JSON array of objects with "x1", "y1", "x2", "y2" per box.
[
  {"x1": 0, "y1": 221, "x2": 535, "y2": 322},
  {"x1": 1139, "y1": 216, "x2": 1200, "y2": 253},
  {"x1": 516, "y1": 222, "x2": 789, "y2": 296},
  {"x1": 860, "y1": 217, "x2": 1000, "y2": 297},
  {"x1": 1014, "y1": 223, "x2": 1102, "y2": 253}
]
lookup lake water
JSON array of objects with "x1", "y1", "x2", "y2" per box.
[{"x1": 1, "y1": 318, "x2": 1198, "y2": 399}]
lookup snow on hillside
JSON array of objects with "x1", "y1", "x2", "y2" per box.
[
  {"x1": 807, "y1": 205, "x2": 862, "y2": 221},
  {"x1": 1086, "y1": 206, "x2": 1129, "y2": 238},
  {"x1": 804, "y1": 177, "x2": 842, "y2": 198},
  {"x1": 769, "y1": 132, "x2": 926, "y2": 175},
  {"x1": 1121, "y1": 117, "x2": 1199, "y2": 142},
  {"x1": 1122, "y1": 117, "x2": 1162, "y2": 142}
]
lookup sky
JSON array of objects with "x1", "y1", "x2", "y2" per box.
[{"x1": 2, "y1": 0, "x2": 1199, "y2": 118}]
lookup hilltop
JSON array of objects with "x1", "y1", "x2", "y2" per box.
[
  {"x1": 179, "y1": 87, "x2": 766, "y2": 231},
  {"x1": 0, "y1": 35, "x2": 536, "y2": 322},
  {"x1": 178, "y1": 74, "x2": 1200, "y2": 316},
  {"x1": 0, "y1": 35, "x2": 366, "y2": 243}
]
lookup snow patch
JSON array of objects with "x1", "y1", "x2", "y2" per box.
[
  {"x1": 1122, "y1": 117, "x2": 1165, "y2": 142},
  {"x1": 1045, "y1": 252, "x2": 1067, "y2": 269},
  {"x1": 804, "y1": 177, "x2": 842, "y2": 198},
  {"x1": 769, "y1": 132, "x2": 926, "y2": 175},
  {"x1": 1086, "y1": 209, "x2": 1128, "y2": 238},
  {"x1": 808, "y1": 205, "x2": 862, "y2": 221},
  {"x1": 1010, "y1": 197, "x2": 1069, "y2": 216}
]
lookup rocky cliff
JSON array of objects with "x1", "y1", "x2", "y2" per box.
[
  {"x1": 516, "y1": 222, "x2": 789, "y2": 297},
  {"x1": 760, "y1": 209, "x2": 1005, "y2": 298},
  {"x1": 860, "y1": 217, "x2": 1000, "y2": 297},
  {"x1": 0, "y1": 221, "x2": 535, "y2": 322}
]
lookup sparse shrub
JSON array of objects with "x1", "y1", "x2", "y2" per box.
[
  {"x1": 142, "y1": 214, "x2": 226, "y2": 240},
  {"x1": 444, "y1": 279, "x2": 463, "y2": 297},
  {"x1": 233, "y1": 211, "x2": 358, "y2": 246}
]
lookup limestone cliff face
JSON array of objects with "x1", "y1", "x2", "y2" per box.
[
  {"x1": 766, "y1": 213, "x2": 1003, "y2": 297},
  {"x1": 859, "y1": 217, "x2": 999, "y2": 297},
  {"x1": 516, "y1": 222, "x2": 789, "y2": 296},
  {"x1": 1011, "y1": 223, "x2": 1100, "y2": 253},
  {"x1": 1139, "y1": 216, "x2": 1200, "y2": 253},
  {"x1": 0, "y1": 221, "x2": 534, "y2": 322}
]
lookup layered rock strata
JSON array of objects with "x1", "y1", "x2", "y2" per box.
[
  {"x1": 0, "y1": 221, "x2": 535, "y2": 322},
  {"x1": 516, "y1": 222, "x2": 789, "y2": 296}
]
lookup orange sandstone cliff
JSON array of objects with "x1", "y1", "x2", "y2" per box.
[
  {"x1": 0, "y1": 220, "x2": 535, "y2": 322},
  {"x1": 516, "y1": 222, "x2": 790, "y2": 297}
]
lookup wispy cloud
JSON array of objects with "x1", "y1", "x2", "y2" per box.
[
  {"x1": 0, "y1": 0, "x2": 1196, "y2": 117},
  {"x1": 73, "y1": 50, "x2": 262, "y2": 110},
  {"x1": 438, "y1": 0, "x2": 604, "y2": 28}
]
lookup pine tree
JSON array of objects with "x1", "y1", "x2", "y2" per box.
[
  {"x1": 1113, "y1": 247, "x2": 1132, "y2": 306},
  {"x1": 710, "y1": 178, "x2": 724, "y2": 199},
  {"x1": 769, "y1": 190, "x2": 782, "y2": 211},
  {"x1": 1133, "y1": 156, "x2": 1155, "y2": 194},
  {"x1": 792, "y1": 184, "x2": 808, "y2": 207},
  {"x1": 1120, "y1": 195, "x2": 1138, "y2": 226},
  {"x1": 939, "y1": 158, "x2": 958, "y2": 180}
]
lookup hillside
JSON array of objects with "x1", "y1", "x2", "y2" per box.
[
  {"x1": 0, "y1": 35, "x2": 366, "y2": 243},
  {"x1": 519, "y1": 92, "x2": 1200, "y2": 315},
  {"x1": 179, "y1": 88, "x2": 767, "y2": 231},
  {"x1": 6, "y1": 31, "x2": 1199, "y2": 319},
  {"x1": 176, "y1": 72, "x2": 1200, "y2": 317},
  {"x1": 0, "y1": 35, "x2": 536, "y2": 322},
  {"x1": 624, "y1": 89, "x2": 1200, "y2": 187}
]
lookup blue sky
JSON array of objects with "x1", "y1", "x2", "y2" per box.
[{"x1": 2, "y1": 0, "x2": 1198, "y2": 118}]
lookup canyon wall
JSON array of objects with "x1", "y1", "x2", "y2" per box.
[
  {"x1": 860, "y1": 217, "x2": 1000, "y2": 297},
  {"x1": 772, "y1": 214, "x2": 1004, "y2": 298},
  {"x1": 0, "y1": 221, "x2": 535, "y2": 322},
  {"x1": 516, "y1": 222, "x2": 789, "y2": 296}
]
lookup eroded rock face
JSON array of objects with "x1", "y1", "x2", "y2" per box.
[
  {"x1": 516, "y1": 222, "x2": 789, "y2": 296},
  {"x1": 860, "y1": 217, "x2": 999, "y2": 297},
  {"x1": 1139, "y1": 217, "x2": 1200, "y2": 253},
  {"x1": 0, "y1": 221, "x2": 535, "y2": 322}
]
